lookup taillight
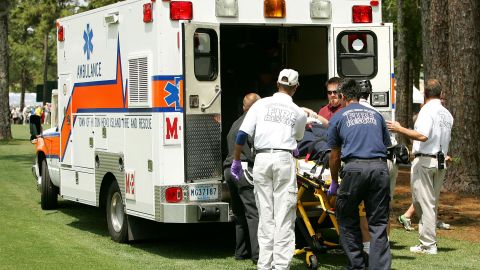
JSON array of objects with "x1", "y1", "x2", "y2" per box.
[
  {"x1": 264, "y1": 0, "x2": 286, "y2": 18},
  {"x1": 170, "y1": 1, "x2": 193, "y2": 20},
  {"x1": 58, "y1": 26, "x2": 64, "y2": 42},
  {"x1": 143, "y1": 3, "x2": 153, "y2": 23},
  {"x1": 370, "y1": 1, "x2": 379, "y2": 7},
  {"x1": 165, "y1": 187, "x2": 183, "y2": 203},
  {"x1": 352, "y1": 5, "x2": 372, "y2": 23}
]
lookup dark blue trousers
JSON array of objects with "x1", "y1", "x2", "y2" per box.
[{"x1": 336, "y1": 159, "x2": 391, "y2": 270}]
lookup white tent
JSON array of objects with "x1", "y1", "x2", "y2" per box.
[{"x1": 9, "y1": 93, "x2": 42, "y2": 107}]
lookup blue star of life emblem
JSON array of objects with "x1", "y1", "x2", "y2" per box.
[
  {"x1": 164, "y1": 77, "x2": 181, "y2": 110},
  {"x1": 83, "y1": 24, "x2": 94, "y2": 60}
]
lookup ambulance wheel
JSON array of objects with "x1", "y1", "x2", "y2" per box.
[
  {"x1": 106, "y1": 181, "x2": 128, "y2": 243},
  {"x1": 40, "y1": 159, "x2": 58, "y2": 210},
  {"x1": 307, "y1": 254, "x2": 318, "y2": 269}
]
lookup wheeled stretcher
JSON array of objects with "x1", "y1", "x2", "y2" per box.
[{"x1": 294, "y1": 159, "x2": 341, "y2": 269}]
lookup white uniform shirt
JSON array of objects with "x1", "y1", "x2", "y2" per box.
[
  {"x1": 359, "y1": 98, "x2": 376, "y2": 111},
  {"x1": 413, "y1": 99, "x2": 453, "y2": 155},
  {"x1": 240, "y1": 92, "x2": 307, "y2": 150}
]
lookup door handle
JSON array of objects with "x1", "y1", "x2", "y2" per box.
[{"x1": 201, "y1": 85, "x2": 221, "y2": 112}]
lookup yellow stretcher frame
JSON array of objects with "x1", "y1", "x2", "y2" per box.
[{"x1": 294, "y1": 162, "x2": 340, "y2": 269}]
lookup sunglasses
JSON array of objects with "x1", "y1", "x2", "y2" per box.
[{"x1": 327, "y1": 90, "x2": 338, "y2": 95}]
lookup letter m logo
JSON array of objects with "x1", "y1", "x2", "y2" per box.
[
  {"x1": 164, "y1": 114, "x2": 182, "y2": 145},
  {"x1": 166, "y1": 117, "x2": 178, "y2": 139}
]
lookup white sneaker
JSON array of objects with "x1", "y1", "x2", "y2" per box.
[
  {"x1": 437, "y1": 221, "x2": 451, "y2": 230},
  {"x1": 410, "y1": 244, "x2": 438, "y2": 255}
]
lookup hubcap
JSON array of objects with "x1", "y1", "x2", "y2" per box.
[{"x1": 110, "y1": 192, "x2": 124, "y2": 232}]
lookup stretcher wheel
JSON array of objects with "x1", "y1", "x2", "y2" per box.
[{"x1": 307, "y1": 254, "x2": 318, "y2": 269}]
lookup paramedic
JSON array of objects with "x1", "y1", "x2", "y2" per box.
[
  {"x1": 231, "y1": 69, "x2": 307, "y2": 270},
  {"x1": 357, "y1": 80, "x2": 400, "y2": 235},
  {"x1": 387, "y1": 79, "x2": 453, "y2": 255},
  {"x1": 318, "y1": 77, "x2": 343, "y2": 120},
  {"x1": 327, "y1": 79, "x2": 392, "y2": 270},
  {"x1": 223, "y1": 93, "x2": 261, "y2": 263}
]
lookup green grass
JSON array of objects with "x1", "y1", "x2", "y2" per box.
[{"x1": 0, "y1": 125, "x2": 479, "y2": 269}]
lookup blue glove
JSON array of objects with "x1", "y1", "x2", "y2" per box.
[
  {"x1": 231, "y1": 160, "x2": 243, "y2": 181},
  {"x1": 327, "y1": 180, "x2": 339, "y2": 196},
  {"x1": 293, "y1": 148, "x2": 300, "y2": 157}
]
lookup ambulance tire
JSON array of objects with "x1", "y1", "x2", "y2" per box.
[
  {"x1": 41, "y1": 159, "x2": 58, "y2": 210},
  {"x1": 106, "y1": 181, "x2": 128, "y2": 243}
]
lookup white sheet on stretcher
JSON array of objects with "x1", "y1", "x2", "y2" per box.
[{"x1": 296, "y1": 159, "x2": 332, "y2": 185}]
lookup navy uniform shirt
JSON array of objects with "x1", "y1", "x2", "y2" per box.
[{"x1": 327, "y1": 103, "x2": 391, "y2": 160}]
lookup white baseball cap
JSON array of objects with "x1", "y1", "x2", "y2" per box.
[{"x1": 277, "y1": 69, "x2": 299, "y2": 86}]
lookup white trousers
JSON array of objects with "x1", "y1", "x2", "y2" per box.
[
  {"x1": 387, "y1": 159, "x2": 399, "y2": 199},
  {"x1": 253, "y1": 152, "x2": 297, "y2": 270},
  {"x1": 411, "y1": 157, "x2": 446, "y2": 247}
]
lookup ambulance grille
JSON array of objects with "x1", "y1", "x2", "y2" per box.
[
  {"x1": 128, "y1": 56, "x2": 149, "y2": 105},
  {"x1": 185, "y1": 114, "x2": 222, "y2": 182}
]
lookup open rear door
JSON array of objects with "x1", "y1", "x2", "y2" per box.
[
  {"x1": 183, "y1": 22, "x2": 222, "y2": 182},
  {"x1": 333, "y1": 24, "x2": 394, "y2": 120}
]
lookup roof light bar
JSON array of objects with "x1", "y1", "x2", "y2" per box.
[
  {"x1": 57, "y1": 25, "x2": 64, "y2": 42},
  {"x1": 170, "y1": 1, "x2": 193, "y2": 20},
  {"x1": 352, "y1": 5, "x2": 372, "y2": 23},
  {"x1": 310, "y1": 0, "x2": 331, "y2": 19},
  {"x1": 143, "y1": 3, "x2": 153, "y2": 23},
  {"x1": 264, "y1": 0, "x2": 286, "y2": 18},
  {"x1": 216, "y1": 0, "x2": 238, "y2": 17}
]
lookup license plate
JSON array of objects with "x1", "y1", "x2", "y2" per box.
[{"x1": 189, "y1": 184, "x2": 218, "y2": 201}]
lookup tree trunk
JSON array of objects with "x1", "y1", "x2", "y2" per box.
[
  {"x1": 396, "y1": 0, "x2": 411, "y2": 145},
  {"x1": 0, "y1": 2, "x2": 12, "y2": 140},
  {"x1": 422, "y1": 0, "x2": 449, "y2": 85},
  {"x1": 42, "y1": 32, "x2": 49, "y2": 105},
  {"x1": 443, "y1": 1, "x2": 480, "y2": 193},
  {"x1": 20, "y1": 67, "x2": 26, "y2": 111}
]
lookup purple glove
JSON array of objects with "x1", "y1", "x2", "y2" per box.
[
  {"x1": 327, "y1": 180, "x2": 339, "y2": 196},
  {"x1": 231, "y1": 160, "x2": 244, "y2": 181},
  {"x1": 293, "y1": 148, "x2": 299, "y2": 157}
]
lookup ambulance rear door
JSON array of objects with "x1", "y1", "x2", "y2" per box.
[
  {"x1": 183, "y1": 22, "x2": 222, "y2": 183},
  {"x1": 333, "y1": 24, "x2": 394, "y2": 119}
]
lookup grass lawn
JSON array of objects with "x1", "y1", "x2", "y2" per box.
[{"x1": 1, "y1": 125, "x2": 479, "y2": 269}]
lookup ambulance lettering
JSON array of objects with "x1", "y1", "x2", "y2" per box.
[
  {"x1": 125, "y1": 170, "x2": 135, "y2": 200},
  {"x1": 163, "y1": 115, "x2": 182, "y2": 145}
]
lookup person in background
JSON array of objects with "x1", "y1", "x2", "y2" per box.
[
  {"x1": 397, "y1": 89, "x2": 452, "y2": 231},
  {"x1": 223, "y1": 93, "x2": 261, "y2": 264},
  {"x1": 357, "y1": 79, "x2": 400, "y2": 250},
  {"x1": 318, "y1": 77, "x2": 343, "y2": 120},
  {"x1": 231, "y1": 69, "x2": 307, "y2": 270},
  {"x1": 327, "y1": 79, "x2": 392, "y2": 270},
  {"x1": 22, "y1": 106, "x2": 29, "y2": 125},
  {"x1": 387, "y1": 79, "x2": 453, "y2": 254}
]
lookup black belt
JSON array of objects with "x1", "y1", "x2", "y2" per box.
[
  {"x1": 256, "y1": 148, "x2": 293, "y2": 154},
  {"x1": 415, "y1": 153, "x2": 436, "y2": 158},
  {"x1": 344, "y1": 157, "x2": 387, "y2": 163}
]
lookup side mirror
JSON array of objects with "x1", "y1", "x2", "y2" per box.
[{"x1": 29, "y1": 115, "x2": 42, "y2": 140}]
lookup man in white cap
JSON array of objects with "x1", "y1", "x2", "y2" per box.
[{"x1": 231, "y1": 69, "x2": 307, "y2": 270}]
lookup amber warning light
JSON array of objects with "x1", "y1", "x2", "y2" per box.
[{"x1": 264, "y1": 0, "x2": 286, "y2": 18}]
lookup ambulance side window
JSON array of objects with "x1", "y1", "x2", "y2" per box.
[
  {"x1": 194, "y1": 29, "x2": 218, "y2": 81},
  {"x1": 337, "y1": 31, "x2": 377, "y2": 78}
]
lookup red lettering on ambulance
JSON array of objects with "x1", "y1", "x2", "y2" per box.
[{"x1": 166, "y1": 117, "x2": 178, "y2": 139}]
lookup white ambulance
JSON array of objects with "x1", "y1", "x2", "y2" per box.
[{"x1": 32, "y1": 0, "x2": 395, "y2": 242}]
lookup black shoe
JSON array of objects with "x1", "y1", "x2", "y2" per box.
[{"x1": 251, "y1": 259, "x2": 258, "y2": 265}]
